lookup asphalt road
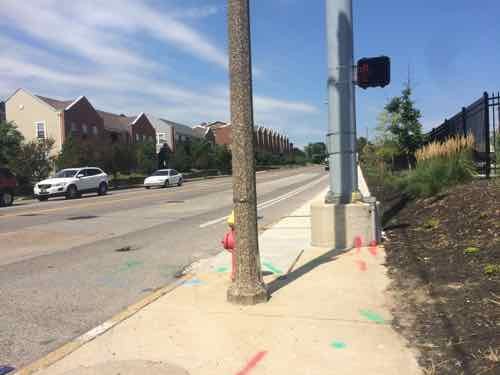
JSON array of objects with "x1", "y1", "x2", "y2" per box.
[{"x1": 0, "y1": 166, "x2": 328, "y2": 369}]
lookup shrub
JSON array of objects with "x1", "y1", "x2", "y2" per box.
[
  {"x1": 423, "y1": 218, "x2": 440, "y2": 230},
  {"x1": 10, "y1": 139, "x2": 55, "y2": 186},
  {"x1": 215, "y1": 145, "x2": 232, "y2": 173},
  {"x1": 484, "y1": 264, "x2": 500, "y2": 276},
  {"x1": 464, "y1": 247, "x2": 480, "y2": 255},
  {"x1": 135, "y1": 141, "x2": 157, "y2": 175},
  {"x1": 172, "y1": 144, "x2": 191, "y2": 172},
  {"x1": 398, "y1": 136, "x2": 476, "y2": 198}
]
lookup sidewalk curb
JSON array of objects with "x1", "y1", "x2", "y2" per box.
[
  {"x1": 15, "y1": 274, "x2": 195, "y2": 375},
  {"x1": 15, "y1": 200, "x2": 298, "y2": 374}
]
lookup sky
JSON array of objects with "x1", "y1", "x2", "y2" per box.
[{"x1": 1, "y1": 0, "x2": 500, "y2": 148}]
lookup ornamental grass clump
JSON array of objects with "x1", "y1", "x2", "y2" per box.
[{"x1": 400, "y1": 135, "x2": 476, "y2": 198}]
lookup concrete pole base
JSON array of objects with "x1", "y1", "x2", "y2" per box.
[
  {"x1": 227, "y1": 282, "x2": 269, "y2": 305},
  {"x1": 311, "y1": 200, "x2": 380, "y2": 249}
]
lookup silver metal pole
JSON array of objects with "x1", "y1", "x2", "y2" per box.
[{"x1": 325, "y1": 0, "x2": 359, "y2": 204}]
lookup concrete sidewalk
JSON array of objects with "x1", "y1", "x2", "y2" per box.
[{"x1": 23, "y1": 191, "x2": 421, "y2": 375}]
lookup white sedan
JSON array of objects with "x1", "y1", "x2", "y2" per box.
[{"x1": 144, "y1": 169, "x2": 183, "y2": 189}]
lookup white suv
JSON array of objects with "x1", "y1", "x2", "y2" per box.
[{"x1": 34, "y1": 167, "x2": 109, "y2": 201}]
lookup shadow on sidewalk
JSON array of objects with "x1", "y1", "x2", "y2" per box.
[{"x1": 266, "y1": 247, "x2": 351, "y2": 296}]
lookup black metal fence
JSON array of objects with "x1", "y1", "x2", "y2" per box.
[{"x1": 427, "y1": 92, "x2": 498, "y2": 177}]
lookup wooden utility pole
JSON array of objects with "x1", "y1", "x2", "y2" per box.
[{"x1": 227, "y1": 0, "x2": 268, "y2": 305}]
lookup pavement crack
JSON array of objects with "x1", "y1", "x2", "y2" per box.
[{"x1": 67, "y1": 215, "x2": 99, "y2": 221}]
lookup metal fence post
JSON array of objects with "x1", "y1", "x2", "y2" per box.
[
  {"x1": 483, "y1": 92, "x2": 491, "y2": 178},
  {"x1": 462, "y1": 107, "x2": 467, "y2": 137}
]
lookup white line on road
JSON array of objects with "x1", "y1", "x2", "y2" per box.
[{"x1": 199, "y1": 176, "x2": 327, "y2": 228}]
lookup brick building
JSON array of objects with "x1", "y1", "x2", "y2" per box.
[{"x1": 201, "y1": 121, "x2": 292, "y2": 154}]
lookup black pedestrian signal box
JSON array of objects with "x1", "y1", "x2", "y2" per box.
[{"x1": 356, "y1": 56, "x2": 390, "y2": 89}]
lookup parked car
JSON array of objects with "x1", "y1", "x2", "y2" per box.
[
  {"x1": 34, "y1": 167, "x2": 109, "y2": 201},
  {"x1": 0, "y1": 167, "x2": 17, "y2": 207},
  {"x1": 144, "y1": 169, "x2": 183, "y2": 189}
]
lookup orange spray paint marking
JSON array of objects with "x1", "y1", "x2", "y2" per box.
[
  {"x1": 369, "y1": 240, "x2": 378, "y2": 256},
  {"x1": 356, "y1": 260, "x2": 367, "y2": 271}
]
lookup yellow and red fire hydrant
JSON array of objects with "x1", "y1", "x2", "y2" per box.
[{"x1": 221, "y1": 210, "x2": 236, "y2": 281}]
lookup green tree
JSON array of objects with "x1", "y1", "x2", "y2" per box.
[
  {"x1": 110, "y1": 143, "x2": 137, "y2": 176},
  {"x1": 0, "y1": 121, "x2": 24, "y2": 166},
  {"x1": 55, "y1": 137, "x2": 86, "y2": 170},
  {"x1": 172, "y1": 143, "x2": 191, "y2": 172},
  {"x1": 304, "y1": 142, "x2": 327, "y2": 163},
  {"x1": 256, "y1": 151, "x2": 272, "y2": 166},
  {"x1": 135, "y1": 141, "x2": 157, "y2": 174},
  {"x1": 10, "y1": 139, "x2": 55, "y2": 185},
  {"x1": 357, "y1": 137, "x2": 368, "y2": 154},
  {"x1": 191, "y1": 139, "x2": 213, "y2": 170},
  {"x1": 379, "y1": 85, "x2": 425, "y2": 169},
  {"x1": 214, "y1": 145, "x2": 232, "y2": 173}
]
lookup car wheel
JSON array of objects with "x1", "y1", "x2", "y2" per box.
[
  {"x1": 97, "y1": 182, "x2": 108, "y2": 196},
  {"x1": 145, "y1": 186, "x2": 151, "y2": 189},
  {"x1": 0, "y1": 191, "x2": 14, "y2": 207},
  {"x1": 38, "y1": 196, "x2": 49, "y2": 202},
  {"x1": 66, "y1": 185, "x2": 79, "y2": 199},
  {"x1": 177, "y1": 178, "x2": 183, "y2": 186},
  {"x1": 163, "y1": 180, "x2": 170, "y2": 188}
]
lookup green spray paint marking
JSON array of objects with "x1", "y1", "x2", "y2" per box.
[
  {"x1": 119, "y1": 260, "x2": 143, "y2": 271},
  {"x1": 360, "y1": 309, "x2": 386, "y2": 324},
  {"x1": 263, "y1": 261, "x2": 283, "y2": 275},
  {"x1": 330, "y1": 341, "x2": 347, "y2": 349},
  {"x1": 216, "y1": 266, "x2": 229, "y2": 273}
]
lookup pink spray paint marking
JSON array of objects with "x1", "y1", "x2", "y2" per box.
[
  {"x1": 369, "y1": 240, "x2": 378, "y2": 256},
  {"x1": 356, "y1": 260, "x2": 367, "y2": 271},
  {"x1": 354, "y1": 236, "x2": 363, "y2": 255},
  {"x1": 236, "y1": 351, "x2": 268, "y2": 375}
]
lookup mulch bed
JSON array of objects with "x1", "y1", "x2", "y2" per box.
[{"x1": 377, "y1": 178, "x2": 500, "y2": 375}]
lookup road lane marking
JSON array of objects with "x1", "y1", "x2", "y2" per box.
[
  {"x1": 2, "y1": 169, "x2": 322, "y2": 220},
  {"x1": 0, "y1": 183, "x2": 234, "y2": 219},
  {"x1": 199, "y1": 176, "x2": 327, "y2": 228}
]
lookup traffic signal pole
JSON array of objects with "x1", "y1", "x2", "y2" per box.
[
  {"x1": 311, "y1": 0, "x2": 379, "y2": 250},
  {"x1": 325, "y1": 0, "x2": 360, "y2": 204}
]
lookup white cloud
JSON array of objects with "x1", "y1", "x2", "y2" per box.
[
  {"x1": 170, "y1": 5, "x2": 219, "y2": 20},
  {"x1": 1, "y1": 0, "x2": 152, "y2": 69},
  {"x1": 0, "y1": 1, "x2": 320, "y2": 146},
  {"x1": 254, "y1": 96, "x2": 318, "y2": 114}
]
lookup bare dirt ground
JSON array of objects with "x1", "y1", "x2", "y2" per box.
[{"x1": 374, "y1": 178, "x2": 500, "y2": 375}]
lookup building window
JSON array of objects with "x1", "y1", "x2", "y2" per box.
[
  {"x1": 82, "y1": 123, "x2": 88, "y2": 134},
  {"x1": 35, "y1": 121, "x2": 46, "y2": 139},
  {"x1": 92, "y1": 125, "x2": 98, "y2": 135},
  {"x1": 136, "y1": 133, "x2": 140, "y2": 142},
  {"x1": 71, "y1": 122, "x2": 78, "y2": 134},
  {"x1": 158, "y1": 133, "x2": 167, "y2": 144}
]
